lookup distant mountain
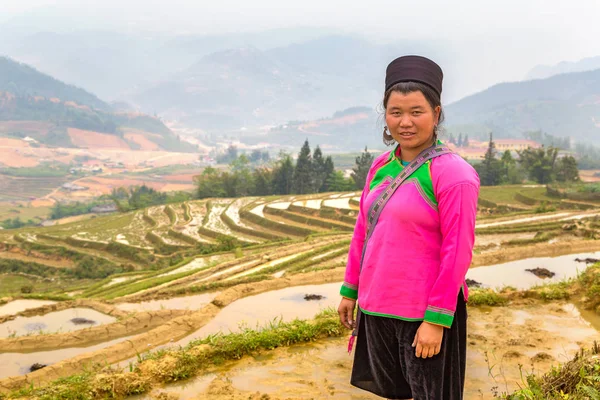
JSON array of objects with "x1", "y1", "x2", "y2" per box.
[
  {"x1": 129, "y1": 37, "x2": 400, "y2": 130},
  {"x1": 0, "y1": 56, "x2": 109, "y2": 110},
  {"x1": 445, "y1": 69, "x2": 600, "y2": 144},
  {"x1": 525, "y1": 56, "x2": 600, "y2": 80},
  {"x1": 0, "y1": 28, "x2": 339, "y2": 100},
  {"x1": 0, "y1": 57, "x2": 195, "y2": 152},
  {"x1": 237, "y1": 106, "x2": 383, "y2": 152}
]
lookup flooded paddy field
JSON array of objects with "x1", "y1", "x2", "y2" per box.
[
  {"x1": 136, "y1": 302, "x2": 598, "y2": 400},
  {"x1": 0, "y1": 189, "x2": 599, "y2": 398},
  {"x1": 0, "y1": 307, "x2": 116, "y2": 337}
]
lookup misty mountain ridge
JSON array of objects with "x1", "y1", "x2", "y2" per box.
[
  {"x1": 4, "y1": 24, "x2": 600, "y2": 148},
  {"x1": 445, "y1": 68, "x2": 600, "y2": 144},
  {"x1": 0, "y1": 56, "x2": 109, "y2": 111},
  {"x1": 0, "y1": 26, "x2": 340, "y2": 100},
  {"x1": 0, "y1": 57, "x2": 194, "y2": 152},
  {"x1": 525, "y1": 56, "x2": 600, "y2": 81},
  {"x1": 130, "y1": 41, "x2": 385, "y2": 130}
]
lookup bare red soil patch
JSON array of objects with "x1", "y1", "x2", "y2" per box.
[
  {"x1": 68, "y1": 128, "x2": 130, "y2": 150},
  {"x1": 0, "y1": 138, "x2": 29, "y2": 148},
  {"x1": 0, "y1": 149, "x2": 39, "y2": 167},
  {"x1": 580, "y1": 170, "x2": 600, "y2": 183},
  {"x1": 31, "y1": 199, "x2": 55, "y2": 207},
  {"x1": 160, "y1": 183, "x2": 195, "y2": 192},
  {"x1": 124, "y1": 133, "x2": 160, "y2": 151},
  {"x1": 161, "y1": 173, "x2": 201, "y2": 182}
]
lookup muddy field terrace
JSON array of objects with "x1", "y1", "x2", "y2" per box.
[{"x1": 0, "y1": 185, "x2": 599, "y2": 399}]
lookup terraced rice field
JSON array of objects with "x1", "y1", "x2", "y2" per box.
[{"x1": 0, "y1": 187, "x2": 599, "y2": 399}]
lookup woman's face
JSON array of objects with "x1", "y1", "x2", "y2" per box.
[{"x1": 385, "y1": 90, "x2": 440, "y2": 152}]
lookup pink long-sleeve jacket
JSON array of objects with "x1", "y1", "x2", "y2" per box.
[{"x1": 340, "y1": 146, "x2": 480, "y2": 327}]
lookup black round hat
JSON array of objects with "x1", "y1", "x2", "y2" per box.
[{"x1": 385, "y1": 55, "x2": 443, "y2": 96}]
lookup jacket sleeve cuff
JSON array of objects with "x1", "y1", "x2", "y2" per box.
[
  {"x1": 340, "y1": 282, "x2": 358, "y2": 300},
  {"x1": 423, "y1": 306, "x2": 454, "y2": 328}
]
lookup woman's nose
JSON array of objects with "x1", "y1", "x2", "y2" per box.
[{"x1": 399, "y1": 114, "x2": 412, "y2": 127}]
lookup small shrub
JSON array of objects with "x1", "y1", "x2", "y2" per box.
[
  {"x1": 468, "y1": 289, "x2": 508, "y2": 306},
  {"x1": 234, "y1": 247, "x2": 244, "y2": 258},
  {"x1": 20, "y1": 285, "x2": 33, "y2": 294}
]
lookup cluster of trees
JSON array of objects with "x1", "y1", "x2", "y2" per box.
[
  {"x1": 47, "y1": 188, "x2": 175, "y2": 222},
  {"x1": 50, "y1": 201, "x2": 106, "y2": 220},
  {"x1": 524, "y1": 130, "x2": 570, "y2": 150},
  {"x1": 110, "y1": 185, "x2": 191, "y2": 212},
  {"x1": 575, "y1": 142, "x2": 600, "y2": 170},
  {"x1": 522, "y1": 130, "x2": 600, "y2": 170},
  {"x1": 475, "y1": 134, "x2": 579, "y2": 186},
  {"x1": 215, "y1": 145, "x2": 271, "y2": 164},
  {"x1": 196, "y1": 140, "x2": 375, "y2": 199},
  {"x1": 0, "y1": 217, "x2": 36, "y2": 229},
  {"x1": 447, "y1": 133, "x2": 470, "y2": 148}
]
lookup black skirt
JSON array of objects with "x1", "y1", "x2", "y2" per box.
[{"x1": 350, "y1": 293, "x2": 467, "y2": 400}]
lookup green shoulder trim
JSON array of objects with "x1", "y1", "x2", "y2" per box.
[{"x1": 368, "y1": 147, "x2": 437, "y2": 208}]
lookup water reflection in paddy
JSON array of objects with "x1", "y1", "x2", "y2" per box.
[
  {"x1": 0, "y1": 299, "x2": 56, "y2": 317},
  {"x1": 466, "y1": 252, "x2": 600, "y2": 290},
  {"x1": 0, "y1": 308, "x2": 116, "y2": 338},
  {"x1": 173, "y1": 283, "x2": 341, "y2": 347},
  {"x1": 0, "y1": 335, "x2": 136, "y2": 379}
]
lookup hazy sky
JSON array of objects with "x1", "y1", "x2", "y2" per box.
[{"x1": 2, "y1": 0, "x2": 600, "y2": 100}]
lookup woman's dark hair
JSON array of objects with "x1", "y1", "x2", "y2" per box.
[{"x1": 382, "y1": 81, "x2": 445, "y2": 146}]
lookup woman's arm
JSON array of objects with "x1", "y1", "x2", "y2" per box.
[
  {"x1": 424, "y1": 180, "x2": 479, "y2": 327},
  {"x1": 340, "y1": 185, "x2": 369, "y2": 300},
  {"x1": 339, "y1": 152, "x2": 390, "y2": 300}
]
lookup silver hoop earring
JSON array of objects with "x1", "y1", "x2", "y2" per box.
[{"x1": 382, "y1": 126, "x2": 395, "y2": 146}]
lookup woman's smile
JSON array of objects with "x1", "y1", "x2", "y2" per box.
[{"x1": 385, "y1": 90, "x2": 440, "y2": 161}]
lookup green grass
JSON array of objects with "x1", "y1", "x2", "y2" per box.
[
  {"x1": 476, "y1": 221, "x2": 565, "y2": 235},
  {"x1": 479, "y1": 186, "x2": 530, "y2": 205},
  {"x1": 467, "y1": 288, "x2": 509, "y2": 306},
  {"x1": 0, "y1": 204, "x2": 51, "y2": 223},
  {"x1": 503, "y1": 343, "x2": 600, "y2": 400},
  {"x1": 0, "y1": 175, "x2": 68, "y2": 202},
  {"x1": 127, "y1": 164, "x2": 200, "y2": 177},
  {"x1": 0, "y1": 274, "x2": 91, "y2": 298},
  {"x1": 161, "y1": 240, "x2": 350, "y2": 296},
  {"x1": 85, "y1": 255, "x2": 217, "y2": 299}
]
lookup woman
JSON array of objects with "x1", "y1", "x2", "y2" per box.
[{"x1": 338, "y1": 55, "x2": 479, "y2": 400}]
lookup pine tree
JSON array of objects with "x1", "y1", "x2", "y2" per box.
[
  {"x1": 351, "y1": 146, "x2": 375, "y2": 190},
  {"x1": 321, "y1": 156, "x2": 335, "y2": 192},
  {"x1": 312, "y1": 146, "x2": 327, "y2": 192},
  {"x1": 500, "y1": 150, "x2": 520, "y2": 184},
  {"x1": 475, "y1": 133, "x2": 503, "y2": 186},
  {"x1": 326, "y1": 171, "x2": 354, "y2": 191},
  {"x1": 251, "y1": 167, "x2": 272, "y2": 196},
  {"x1": 448, "y1": 132, "x2": 456, "y2": 145},
  {"x1": 293, "y1": 140, "x2": 313, "y2": 194},
  {"x1": 457, "y1": 133, "x2": 463, "y2": 148},
  {"x1": 463, "y1": 134, "x2": 469, "y2": 147},
  {"x1": 271, "y1": 152, "x2": 294, "y2": 195}
]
